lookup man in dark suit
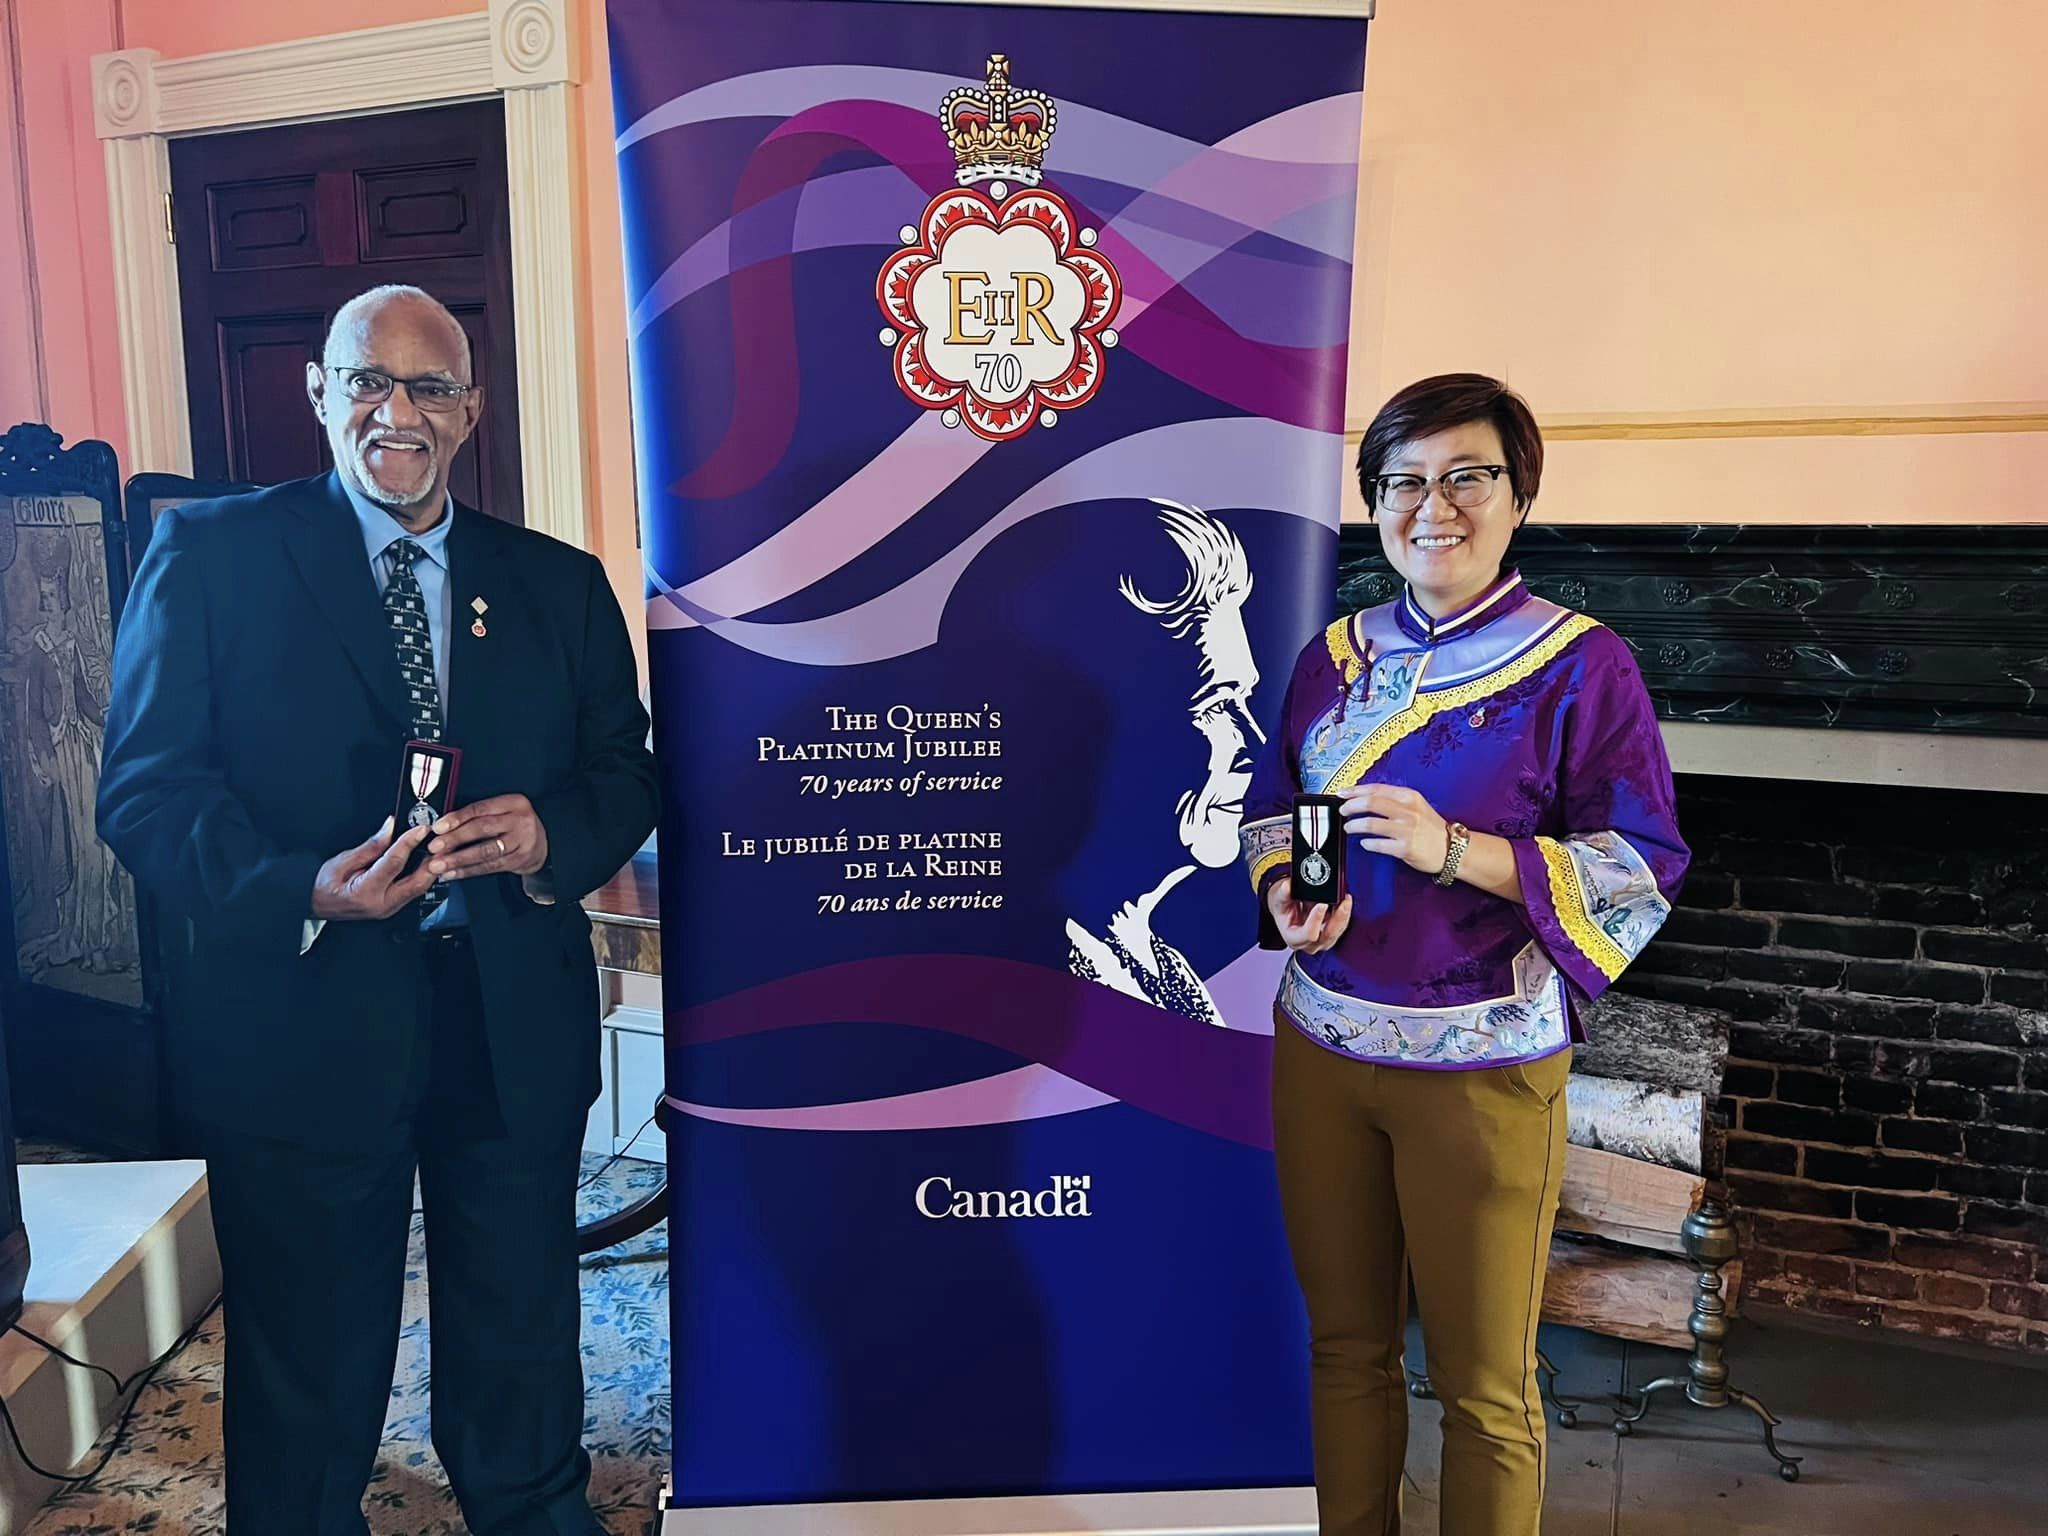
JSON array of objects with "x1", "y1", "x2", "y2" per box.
[{"x1": 98, "y1": 283, "x2": 658, "y2": 1534}]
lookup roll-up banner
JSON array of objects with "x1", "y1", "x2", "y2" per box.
[{"x1": 607, "y1": 1, "x2": 1371, "y2": 1526}]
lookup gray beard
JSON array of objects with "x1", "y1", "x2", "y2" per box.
[{"x1": 350, "y1": 438, "x2": 439, "y2": 510}]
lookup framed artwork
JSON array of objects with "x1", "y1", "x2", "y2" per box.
[{"x1": 0, "y1": 423, "x2": 162, "y2": 1151}]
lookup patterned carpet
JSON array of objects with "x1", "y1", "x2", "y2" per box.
[{"x1": 20, "y1": 1149, "x2": 673, "y2": 1536}]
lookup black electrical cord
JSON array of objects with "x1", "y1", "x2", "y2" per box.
[
  {"x1": 7, "y1": 1324, "x2": 123, "y2": 1392},
  {"x1": 576, "y1": 1110, "x2": 660, "y2": 1195},
  {"x1": 7, "y1": 1111, "x2": 666, "y2": 1484},
  {"x1": 0, "y1": 1296, "x2": 222, "y2": 1486}
]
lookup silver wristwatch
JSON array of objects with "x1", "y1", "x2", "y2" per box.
[{"x1": 1434, "y1": 822, "x2": 1471, "y2": 887}]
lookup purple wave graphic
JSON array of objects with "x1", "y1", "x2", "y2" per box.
[
  {"x1": 671, "y1": 1063, "x2": 1115, "y2": 1133},
  {"x1": 1094, "y1": 224, "x2": 1346, "y2": 432},
  {"x1": 619, "y1": 65, "x2": 1360, "y2": 484},
  {"x1": 674, "y1": 954, "x2": 1277, "y2": 1149},
  {"x1": 668, "y1": 945, "x2": 1285, "y2": 1135},
  {"x1": 629, "y1": 163, "x2": 920, "y2": 335},
  {"x1": 674, "y1": 100, "x2": 949, "y2": 502},
  {"x1": 655, "y1": 413, "x2": 992, "y2": 632},
  {"x1": 1202, "y1": 945, "x2": 1290, "y2": 1036},
  {"x1": 631, "y1": 161, "x2": 1353, "y2": 349},
  {"x1": 648, "y1": 415, "x2": 1342, "y2": 663},
  {"x1": 616, "y1": 63, "x2": 1359, "y2": 177}
]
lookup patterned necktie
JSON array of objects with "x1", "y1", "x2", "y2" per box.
[{"x1": 383, "y1": 539, "x2": 447, "y2": 908}]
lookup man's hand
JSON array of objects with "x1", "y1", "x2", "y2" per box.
[
  {"x1": 311, "y1": 816, "x2": 437, "y2": 921},
  {"x1": 426, "y1": 794, "x2": 550, "y2": 880}
]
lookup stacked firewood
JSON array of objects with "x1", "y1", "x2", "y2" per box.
[{"x1": 1545, "y1": 993, "x2": 1733, "y2": 1348}]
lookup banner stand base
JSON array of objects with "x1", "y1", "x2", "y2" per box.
[{"x1": 656, "y1": 1483, "x2": 1317, "y2": 1535}]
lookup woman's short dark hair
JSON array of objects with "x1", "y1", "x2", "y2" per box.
[{"x1": 1355, "y1": 373, "x2": 1544, "y2": 518}]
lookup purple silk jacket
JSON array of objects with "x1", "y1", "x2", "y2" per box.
[{"x1": 1240, "y1": 571, "x2": 1689, "y2": 1069}]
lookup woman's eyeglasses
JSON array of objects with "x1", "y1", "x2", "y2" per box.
[{"x1": 1372, "y1": 465, "x2": 1508, "y2": 514}]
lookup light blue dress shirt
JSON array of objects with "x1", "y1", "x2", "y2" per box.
[
  {"x1": 347, "y1": 481, "x2": 453, "y2": 706},
  {"x1": 343, "y1": 480, "x2": 466, "y2": 930}
]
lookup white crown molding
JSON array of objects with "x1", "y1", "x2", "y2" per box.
[
  {"x1": 95, "y1": 17, "x2": 497, "y2": 141},
  {"x1": 89, "y1": 5, "x2": 596, "y2": 553},
  {"x1": 855, "y1": 0, "x2": 1370, "y2": 14}
]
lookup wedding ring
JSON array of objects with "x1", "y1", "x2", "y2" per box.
[{"x1": 494, "y1": 837, "x2": 506, "y2": 857}]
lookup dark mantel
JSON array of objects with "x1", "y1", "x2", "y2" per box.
[{"x1": 1336, "y1": 524, "x2": 2048, "y2": 739}]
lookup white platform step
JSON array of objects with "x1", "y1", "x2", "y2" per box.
[
  {"x1": 659, "y1": 1487, "x2": 1318, "y2": 1535},
  {"x1": 587, "y1": 969, "x2": 668, "y2": 1163},
  {"x1": 0, "y1": 1161, "x2": 219, "y2": 1534}
]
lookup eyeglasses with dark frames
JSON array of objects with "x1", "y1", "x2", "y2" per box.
[
  {"x1": 1372, "y1": 464, "x2": 1508, "y2": 515},
  {"x1": 326, "y1": 366, "x2": 474, "y2": 413}
]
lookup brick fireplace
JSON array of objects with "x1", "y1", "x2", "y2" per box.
[{"x1": 1639, "y1": 773, "x2": 2048, "y2": 1351}]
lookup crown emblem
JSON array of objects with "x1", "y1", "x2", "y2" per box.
[
  {"x1": 878, "y1": 53, "x2": 1120, "y2": 440},
  {"x1": 941, "y1": 55, "x2": 1057, "y2": 188}
]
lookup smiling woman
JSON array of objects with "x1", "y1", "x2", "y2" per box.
[
  {"x1": 1355, "y1": 372, "x2": 1546, "y2": 622},
  {"x1": 1242, "y1": 372, "x2": 1688, "y2": 1535}
]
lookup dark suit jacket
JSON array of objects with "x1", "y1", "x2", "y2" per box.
[{"x1": 97, "y1": 472, "x2": 659, "y2": 1145}]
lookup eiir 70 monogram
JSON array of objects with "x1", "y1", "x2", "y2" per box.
[{"x1": 944, "y1": 270, "x2": 1064, "y2": 346}]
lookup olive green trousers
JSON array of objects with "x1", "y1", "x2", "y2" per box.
[{"x1": 1272, "y1": 1015, "x2": 1572, "y2": 1535}]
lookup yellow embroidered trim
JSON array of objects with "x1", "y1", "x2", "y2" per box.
[
  {"x1": 1538, "y1": 836, "x2": 1630, "y2": 982},
  {"x1": 1325, "y1": 616, "x2": 1367, "y2": 687},
  {"x1": 1249, "y1": 849, "x2": 1291, "y2": 891},
  {"x1": 1325, "y1": 613, "x2": 1601, "y2": 791}
]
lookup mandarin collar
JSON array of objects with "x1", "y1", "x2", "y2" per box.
[{"x1": 1394, "y1": 569, "x2": 1531, "y2": 645}]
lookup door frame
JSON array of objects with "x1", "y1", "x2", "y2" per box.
[{"x1": 90, "y1": 0, "x2": 591, "y2": 549}]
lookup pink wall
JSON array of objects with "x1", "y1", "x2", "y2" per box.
[
  {"x1": 1348, "y1": 0, "x2": 2048, "y2": 525},
  {"x1": 2, "y1": 0, "x2": 477, "y2": 459},
  {"x1": 0, "y1": 1, "x2": 40, "y2": 431},
  {"x1": 1, "y1": 0, "x2": 124, "y2": 451},
  {"x1": 119, "y1": 0, "x2": 480, "y2": 57},
  {"x1": 0, "y1": 0, "x2": 648, "y2": 671},
  {"x1": 10, "y1": 0, "x2": 2045, "y2": 557}
]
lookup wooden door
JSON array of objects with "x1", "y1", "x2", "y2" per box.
[{"x1": 170, "y1": 102, "x2": 524, "y2": 519}]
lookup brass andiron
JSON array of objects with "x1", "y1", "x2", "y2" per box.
[{"x1": 1613, "y1": 1197, "x2": 1804, "y2": 1482}]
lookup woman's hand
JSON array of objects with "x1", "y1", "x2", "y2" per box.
[
  {"x1": 1267, "y1": 879, "x2": 1352, "y2": 953},
  {"x1": 1340, "y1": 784, "x2": 1450, "y2": 875}
]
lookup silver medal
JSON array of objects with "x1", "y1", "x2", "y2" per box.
[
  {"x1": 1297, "y1": 800, "x2": 1334, "y2": 888},
  {"x1": 407, "y1": 750, "x2": 445, "y2": 831}
]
